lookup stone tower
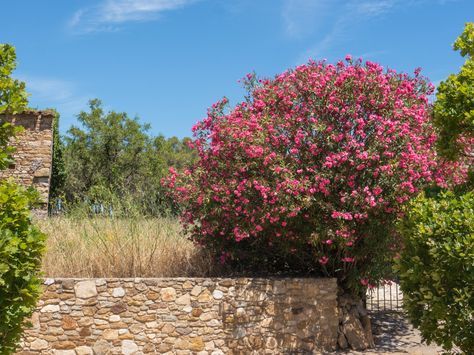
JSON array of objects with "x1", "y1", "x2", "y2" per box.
[{"x1": 0, "y1": 110, "x2": 54, "y2": 212}]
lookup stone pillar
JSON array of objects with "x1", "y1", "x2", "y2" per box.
[
  {"x1": 0, "y1": 110, "x2": 54, "y2": 213},
  {"x1": 337, "y1": 290, "x2": 375, "y2": 351}
]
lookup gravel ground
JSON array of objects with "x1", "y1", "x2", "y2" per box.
[{"x1": 340, "y1": 311, "x2": 442, "y2": 354}]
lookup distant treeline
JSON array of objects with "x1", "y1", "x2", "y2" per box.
[{"x1": 50, "y1": 99, "x2": 196, "y2": 216}]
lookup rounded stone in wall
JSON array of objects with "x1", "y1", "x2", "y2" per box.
[{"x1": 75, "y1": 280, "x2": 97, "y2": 298}]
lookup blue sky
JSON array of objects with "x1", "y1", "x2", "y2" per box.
[{"x1": 2, "y1": 0, "x2": 473, "y2": 138}]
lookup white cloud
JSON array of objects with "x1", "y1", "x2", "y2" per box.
[
  {"x1": 68, "y1": 0, "x2": 198, "y2": 34},
  {"x1": 68, "y1": 9, "x2": 84, "y2": 28},
  {"x1": 19, "y1": 75, "x2": 90, "y2": 121},
  {"x1": 294, "y1": 0, "x2": 397, "y2": 63},
  {"x1": 293, "y1": 0, "x2": 459, "y2": 63},
  {"x1": 437, "y1": 0, "x2": 460, "y2": 4},
  {"x1": 352, "y1": 0, "x2": 396, "y2": 17},
  {"x1": 25, "y1": 77, "x2": 75, "y2": 102},
  {"x1": 282, "y1": 0, "x2": 331, "y2": 39},
  {"x1": 296, "y1": 21, "x2": 342, "y2": 63}
]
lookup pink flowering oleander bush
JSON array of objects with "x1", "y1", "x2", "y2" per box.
[{"x1": 165, "y1": 57, "x2": 466, "y2": 291}]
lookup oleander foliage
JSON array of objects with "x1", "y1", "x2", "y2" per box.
[{"x1": 166, "y1": 57, "x2": 465, "y2": 291}]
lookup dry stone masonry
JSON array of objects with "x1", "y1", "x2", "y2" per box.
[
  {"x1": 18, "y1": 278, "x2": 340, "y2": 354},
  {"x1": 0, "y1": 110, "x2": 54, "y2": 210},
  {"x1": 337, "y1": 292, "x2": 375, "y2": 351}
]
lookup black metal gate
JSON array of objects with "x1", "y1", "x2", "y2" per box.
[{"x1": 366, "y1": 282, "x2": 403, "y2": 312}]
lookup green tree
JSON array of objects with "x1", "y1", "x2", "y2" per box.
[
  {"x1": 64, "y1": 99, "x2": 160, "y2": 209},
  {"x1": 49, "y1": 111, "x2": 66, "y2": 207},
  {"x1": 62, "y1": 99, "x2": 195, "y2": 215},
  {"x1": 154, "y1": 135, "x2": 197, "y2": 171},
  {"x1": 0, "y1": 44, "x2": 27, "y2": 170},
  {"x1": 0, "y1": 44, "x2": 45, "y2": 354},
  {"x1": 397, "y1": 192, "x2": 474, "y2": 354},
  {"x1": 434, "y1": 22, "x2": 474, "y2": 163},
  {"x1": 0, "y1": 44, "x2": 28, "y2": 115}
]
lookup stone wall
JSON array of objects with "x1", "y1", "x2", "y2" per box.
[
  {"x1": 18, "y1": 277, "x2": 339, "y2": 354},
  {"x1": 0, "y1": 110, "x2": 54, "y2": 209}
]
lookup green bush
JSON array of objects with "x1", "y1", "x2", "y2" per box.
[
  {"x1": 0, "y1": 181, "x2": 46, "y2": 354},
  {"x1": 1, "y1": 43, "x2": 46, "y2": 354},
  {"x1": 0, "y1": 42, "x2": 46, "y2": 353},
  {"x1": 397, "y1": 191, "x2": 474, "y2": 354}
]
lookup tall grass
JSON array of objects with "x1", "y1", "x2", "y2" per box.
[{"x1": 38, "y1": 217, "x2": 216, "y2": 278}]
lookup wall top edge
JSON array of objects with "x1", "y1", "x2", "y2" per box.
[
  {"x1": 0, "y1": 109, "x2": 56, "y2": 118},
  {"x1": 43, "y1": 277, "x2": 338, "y2": 283}
]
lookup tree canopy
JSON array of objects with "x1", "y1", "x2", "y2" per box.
[
  {"x1": 59, "y1": 99, "x2": 196, "y2": 216},
  {"x1": 0, "y1": 44, "x2": 27, "y2": 169},
  {"x1": 0, "y1": 44, "x2": 28, "y2": 115},
  {"x1": 434, "y1": 22, "x2": 474, "y2": 162}
]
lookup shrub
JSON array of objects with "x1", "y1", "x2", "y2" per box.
[
  {"x1": 0, "y1": 181, "x2": 46, "y2": 354},
  {"x1": 166, "y1": 58, "x2": 466, "y2": 291},
  {"x1": 0, "y1": 43, "x2": 45, "y2": 354},
  {"x1": 0, "y1": 121, "x2": 18, "y2": 170},
  {"x1": 397, "y1": 192, "x2": 474, "y2": 353}
]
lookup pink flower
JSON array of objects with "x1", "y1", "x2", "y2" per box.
[
  {"x1": 319, "y1": 256, "x2": 329, "y2": 265},
  {"x1": 331, "y1": 211, "x2": 342, "y2": 219},
  {"x1": 373, "y1": 186, "x2": 383, "y2": 196},
  {"x1": 219, "y1": 252, "x2": 231, "y2": 265}
]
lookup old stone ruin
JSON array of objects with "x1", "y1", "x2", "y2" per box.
[{"x1": 0, "y1": 110, "x2": 54, "y2": 213}]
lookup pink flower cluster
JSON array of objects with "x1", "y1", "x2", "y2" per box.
[{"x1": 164, "y1": 57, "x2": 466, "y2": 285}]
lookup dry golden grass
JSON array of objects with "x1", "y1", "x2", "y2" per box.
[{"x1": 38, "y1": 217, "x2": 216, "y2": 278}]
